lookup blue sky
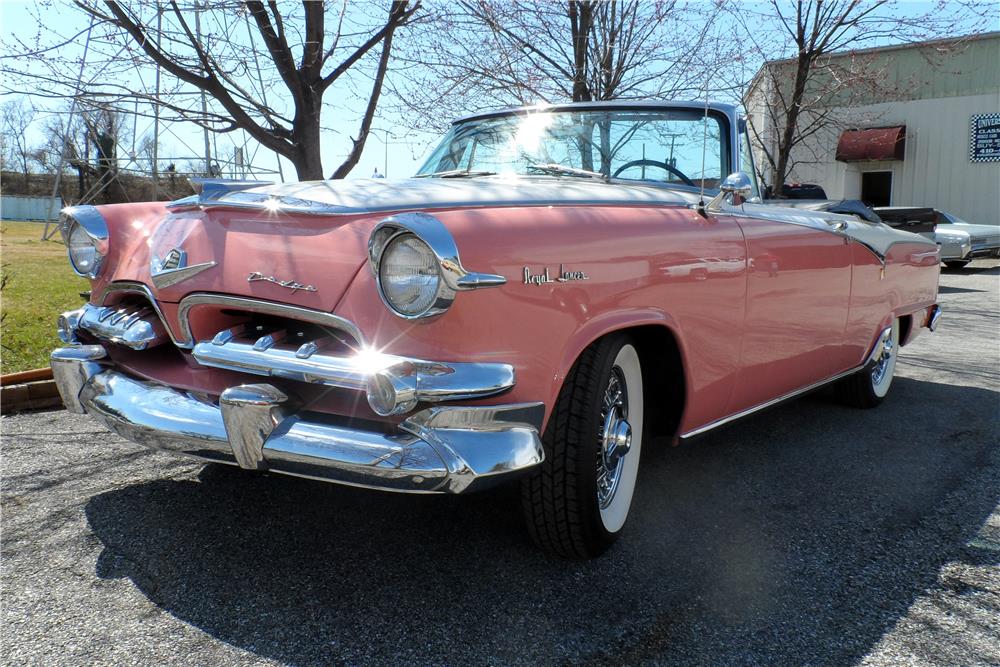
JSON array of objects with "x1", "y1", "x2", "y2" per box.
[
  {"x1": 1, "y1": 0, "x2": 438, "y2": 180},
  {"x1": 1, "y1": 0, "x2": 992, "y2": 184}
]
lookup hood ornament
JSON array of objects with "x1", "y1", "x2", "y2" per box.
[
  {"x1": 150, "y1": 248, "x2": 216, "y2": 289},
  {"x1": 248, "y1": 271, "x2": 318, "y2": 293}
]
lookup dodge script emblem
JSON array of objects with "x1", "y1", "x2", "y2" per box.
[{"x1": 247, "y1": 271, "x2": 318, "y2": 293}]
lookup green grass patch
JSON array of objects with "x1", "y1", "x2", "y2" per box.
[{"x1": 1, "y1": 222, "x2": 88, "y2": 374}]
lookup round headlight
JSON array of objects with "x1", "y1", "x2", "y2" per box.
[
  {"x1": 67, "y1": 222, "x2": 103, "y2": 276},
  {"x1": 378, "y1": 234, "x2": 441, "y2": 317},
  {"x1": 60, "y1": 207, "x2": 108, "y2": 278}
]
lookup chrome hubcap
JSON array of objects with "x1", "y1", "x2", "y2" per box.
[
  {"x1": 597, "y1": 367, "x2": 631, "y2": 509},
  {"x1": 871, "y1": 332, "x2": 894, "y2": 386}
]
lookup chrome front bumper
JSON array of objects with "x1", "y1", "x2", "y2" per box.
[{"x1": 51, "y1": 346, "x2": 544, "y2": 493}]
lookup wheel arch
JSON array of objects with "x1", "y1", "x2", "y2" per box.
[{"x1": 548, "y1": 310, "x2": 689, "y2": 441}]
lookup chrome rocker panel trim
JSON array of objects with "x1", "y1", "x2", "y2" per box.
[
  {"x1": 50, "y1": 346, "x2": 544, "y2": 494},
  {"x1": 679, "y1": 323, "x2": 904, "y2": 440}
]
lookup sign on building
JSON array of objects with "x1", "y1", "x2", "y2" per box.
[{"x1": 970, "y1": 113, "x2": 1000, "y2": 163}]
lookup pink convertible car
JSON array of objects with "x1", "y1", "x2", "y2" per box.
[{"x1": 52, "y1": 102, "x2": 942, "y2": 558}]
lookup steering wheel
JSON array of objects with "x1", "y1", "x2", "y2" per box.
[{"x1": 612, "y1": 159, "x2": 695, "y2": 187}]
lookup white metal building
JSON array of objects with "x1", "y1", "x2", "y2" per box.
[{"x1": 745, "y1": 32, "x2": 1000, "y2": 225}]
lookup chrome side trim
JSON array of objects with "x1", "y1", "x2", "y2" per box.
[
  {"x1": 681, "y1": 327, "x2": 891, "y2": 440},
  {"x1": 167, "y1": 191, "x2": 340, "y2": 216},
  {"x1": 52, "y1": 355, "x2": 543, "y2": 494},
  {"x1": 679, "y1": 365, "x2": 862, "y2": 440},
  {"x1": 176, "y1": 293, "x2": 366, "y2": 348},
  {"x1": 368, "y1": 212, "x2": 506, "y2": 319}
]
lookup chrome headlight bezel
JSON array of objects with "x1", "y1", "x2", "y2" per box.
[
  {"x1": 367, "y1": 212, "x2": 506, "y2": 320},
  {"x1": 59, "y1": 206, "x2": 109, "y2": 278},
  {"x1": 375, "y1": 231, "x2": 449, "y2": 319}
]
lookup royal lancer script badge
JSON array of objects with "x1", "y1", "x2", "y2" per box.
[
  {"x1": 247, "y1": 271, "x2": 318, "y2": 293},
  {"x1": 522, "y1": 264, "x2": 590, "y2": 285}
]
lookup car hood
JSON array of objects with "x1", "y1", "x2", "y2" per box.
[{"x1": 206, "y1": 176, "x2": 700, "y2": 214}]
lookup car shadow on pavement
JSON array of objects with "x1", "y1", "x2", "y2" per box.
[{"x1": 83, "y1": 376, "x2": 999, "y2": 666}]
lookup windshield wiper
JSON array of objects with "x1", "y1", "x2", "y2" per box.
[
  {"x1": 415, "y1": 169, "x2": 497, "y2": 178},
  {"x1": 528, "y1": 163, "x2": 609, "y2": 182}
]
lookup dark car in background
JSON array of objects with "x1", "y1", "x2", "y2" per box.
[
  {"x1": 876, "y1": 207, "x2": 999, "y2": 269},
  {"x1": 871, "y1": 207, "x2": 939, "y2": 235},
  {"x1": 764, "y1": 183, "x2": 828, "y2": 200}
]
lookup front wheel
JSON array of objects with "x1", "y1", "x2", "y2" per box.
[
  {"x1": 521, "y1": 334, "x2": 644, "y2": 558},
  {"x1": 836, "y1": 319, "x2": 899, "y2": 408}
]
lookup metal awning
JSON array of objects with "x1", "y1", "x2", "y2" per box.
[{"x1": 836, "y1": 126, "x2": 906, "y2": 162}]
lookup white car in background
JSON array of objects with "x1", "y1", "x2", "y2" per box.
[
  {"x1": 933, "y1": 227, "x2": 973, "y2": 268},
  {"x1": 934, "y1": 210, "x2": 1000, "y2": 268}
]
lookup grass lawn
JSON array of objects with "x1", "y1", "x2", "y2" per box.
[{"x1": 2, "y1": 222, "x2": 88, "y2": 374}]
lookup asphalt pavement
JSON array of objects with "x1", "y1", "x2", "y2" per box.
[{"x1": 3, "y1": 259, "x2": 998, "y2": 666}]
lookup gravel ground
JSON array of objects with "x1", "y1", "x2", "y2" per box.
[{"x1": 2, "y1": 259, "x2": 998, "y2": 666}]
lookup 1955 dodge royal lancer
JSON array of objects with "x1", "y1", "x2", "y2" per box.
[{"x1": 52, "y1": 101, "x2": 942, "y2": 558}]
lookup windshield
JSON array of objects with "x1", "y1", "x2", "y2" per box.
[
  {"x1": 939, "y1": 211, "x2": 968, "y2": 224},
  {"x1": 417, "y1": 108, "x2": 730, "y2": 191}
]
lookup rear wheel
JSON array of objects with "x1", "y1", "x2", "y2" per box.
[
  {"x1": 836, "y1": 319, "x2": 899, "y2": 408},
  {"x1": 521, "y1": 335, "x2": 644, "y2": 559},
  {"x1": 944, "y1": 260, "x2": 970, "y2": 269}
]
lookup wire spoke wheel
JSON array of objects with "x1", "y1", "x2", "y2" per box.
[{"x1": 596, "y1": 367, "x2": 631, "y2": 509}]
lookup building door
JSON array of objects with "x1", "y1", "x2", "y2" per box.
[{"x1": 861, "y1": 171, "x2": 892, "y2": 207}]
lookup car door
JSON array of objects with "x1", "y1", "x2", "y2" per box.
[{"x1": 725, "y1": 210, "x2": 854, "y2": 415}]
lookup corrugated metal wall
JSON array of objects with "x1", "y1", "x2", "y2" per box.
[
  {"x1": 746, "y1": 33, "x2": 1000, "y2": 224},
  {"x1": 788, "y1": 93, "x2": 1000, "y2": 224},
  {"x1": 0, "y1": 195, "x2": 62, "y2": 221}
]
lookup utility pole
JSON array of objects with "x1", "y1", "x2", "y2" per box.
[
  {"x1": 194, "y1": 2, "x2": 212, "y2": 176},
  {"x1": 151, "y1": 5, "x2": 161, "y2": 198}
]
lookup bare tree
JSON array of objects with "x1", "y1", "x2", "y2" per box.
[
  {"x1": 5, "y1": 1, "x2": 419, "y2": 181},
  {"x1": 1, "y1": 98, "x2": 36, "y2": 190},
  {"x1": 391, "y1": 0, "x2": 731, "y2": 133},
  {"x1": 737, "y1": 0, "x2": 991, "y2": 197}
]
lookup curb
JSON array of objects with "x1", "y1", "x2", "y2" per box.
[{"x1": 1, "y1": 368, "x2": 63, "y2": 414}]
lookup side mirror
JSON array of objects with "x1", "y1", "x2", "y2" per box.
[
  {"x1": 701, "y1": 171, "x2": 755, "y2": 217},
  {"x1": 720, "y1": 172, "x2": 753, "y2": 205}
]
